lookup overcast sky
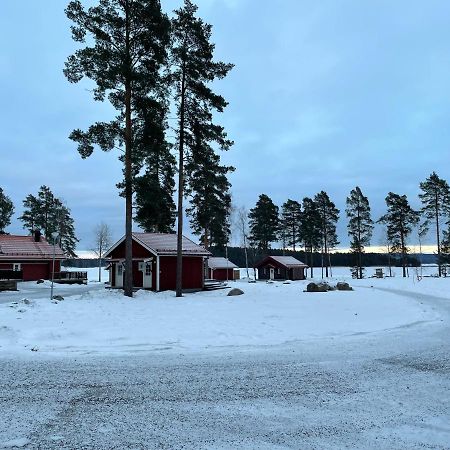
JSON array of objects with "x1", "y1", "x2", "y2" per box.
[{"x1": 1, "y1": 0, "x2": 450, "y2": 251}]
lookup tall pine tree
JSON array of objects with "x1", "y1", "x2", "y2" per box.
[
  {"x1": 419, "y1": 172, "x2": 450, "y2": 277},
  {"x1": 314, "y1": 191, "x2": 339, "y2": 277},
  {"x1": 0, "y1": 187, "x2": 14, "y2": 234},
  {"x1": 248, "y1": 194, "x2": 279, "y2": 253},
  {"x1": 280, "y1": 199, "x2": 302, "y2": 251},
  {"x1": 64, "y1": 0, "x2": 170, "y2": 297},
  {"x1": 378, "y1": 192, "x2": 419, "y2": 277},
  {"x1": 346, "y1": 186, "x2": 373, "y2": 279},
  {"x1": 171, "y1": 0, "x2": 233, "y2": 296},
  {"x1": 300, "y1": 197, "x2": 321, "y2": 277}
]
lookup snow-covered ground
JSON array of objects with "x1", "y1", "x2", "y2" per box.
[
  {"x1": 0, "y1": 266, "x2": 444, "y2": 357},
  {"x1": 0, "y1": 266, "x2": 448, "y2": 449}
]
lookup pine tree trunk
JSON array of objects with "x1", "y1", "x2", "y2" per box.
[
  {"x1": 123, "y1": 2, "x2": 133, "y2": 298},
  {"x1": 328, "y1": 251, "x2": 332, "y2": 277},
  {"x1": 401, "y1": 229, "x2": 407, "y2": 277},
  {"x1": 203, "y1": 229, "x2": 209, "y2": 250},
  {"x1": 176, "y1": 61, "x2": 187, "y2": 298},
  {"x1": 357, "y1": 206, "x2": 362, "y2": 279},
  {"x1": 435, "y1": 193, "x2": 441, "y2": 277},
  {"x1": 98, "y1": 243, "x2": 102, "y2": 283}
]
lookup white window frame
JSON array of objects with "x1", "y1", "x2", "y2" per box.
[{"x1": 13, "y1": 263, "x2": 21, "y2": 271}]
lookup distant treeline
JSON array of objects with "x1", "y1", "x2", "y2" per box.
[
  {"x1": 210, "y1": 247, "x2": 435, "y2": 269},
  {"x1": 63, "y1": 258, "x2": 108, "y2": 268},
  {"x1": 63, "y1": 251, "x2": 436, "y2": 269}
]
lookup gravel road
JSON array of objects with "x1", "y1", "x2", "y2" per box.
[{"x1": 0, "y1": 287, "x2": 449, "y2": 449}]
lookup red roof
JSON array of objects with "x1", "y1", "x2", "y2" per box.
[
  {"x1": 105, "y1": 232, "x2": 211, "y2": 257},
  {"x1": 207, "y1": 257, "x2": 238, "y2": 269},
  {"x1": 255, "y1": 255, "x2": 308, "y2": 268},
  {"x1": 0, "y1": 235, "x2": 66, "y2": 261}
]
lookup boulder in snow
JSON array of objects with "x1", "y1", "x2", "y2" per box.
[
  {"x1": 336, "y1": 282, "x2": 353, "y2": 291},
  {"x1": 227, "y1": 288, "x2": 244, "y2": 296},
  {"x1": 306, "y1": 282, "x2": 329, "y2": 293},
  {"x1": 52, "y1": 295, "x2": 64, "y2": 301},
  {"x1": 36, "y1": 279, "x2": 45, "y2": 284}
]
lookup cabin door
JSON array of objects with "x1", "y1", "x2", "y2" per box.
[
  {"x1": 116, "y1": 263, "x2": 124, "y2": 288},
  {"x1": 143, "y1": 263, "x2": 152, "y2": 289},
  {"x1": 269, "y1": 268, "x2": 275, "y2": 280}
]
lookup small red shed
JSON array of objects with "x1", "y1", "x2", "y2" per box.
[
  {"x1": 255, "y1": 256, "x2": 308, "y2": 281},
  {"x1": 105, "y1": 233, "x2": 211, "y2": 292},
  {"x1": 0, "y1": 233, "x2": 65, "y2": 281},
  {"x1": 207, "y1": 257, "x2": 238, "y2": 281}
]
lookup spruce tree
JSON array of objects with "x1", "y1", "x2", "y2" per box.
[
  {"x1": 346, "y1": 186, "x2": 374, "y2": 279},
  {"x1": 314, "y1": 191, "x2": 340, "y2": 277},
  {"x1": 19, "y1": 186, "x2": 79, "y2": 257},
  {"x1": 300, "y1": 197, "x2": 321, "y2": 277},
  {"x1": 378, "y1": 192, "x2": 420, "y2": 277},
  {"x1": 134, "y1": 139, "x2": 176, "y2": 233},
  {"x1": 0, "y1": 188, "x2": 14, "y2": 234},
  {"x1": 64, "y1": 0, "x2": 170, "y2": 297},
  {"x1": 185, "y1": 128, "x2": 234, "y2": 249},
  {"x1": 280, "y1": 199, "x2": 302, "y2": 251},
  {"x1": 20, "y1": 194, "x2": 40, "y2": 233},
  {"x1": 419, "y1": 172, "x2": 450, "y2": 276},
  {"x1": 53, "y1": 199, "x2": 79, "y2": 258},
  {"x1": 248, "y1": 194, "x2": 279, "y2": 253},
  {"x1": 133, "y1": 89, "x2": 176, "y2": 233},
  {"x1": 171, "y1": 0, "x2": 233, "y2": 296}
]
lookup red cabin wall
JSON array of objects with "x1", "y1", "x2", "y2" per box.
[
  {"x1": 22, "y1": 263, "x2": 50, "y2": 281},
  {"x1": 109, "y1": 239, "x2": 205, "y2": 291},
  {"x1": 110, "y1": 240, "x2": 150, "y2": 259},
  {"x1": 211, "y1": 268, "x2": 234, "y2": 281},
  {"x1": 0, "y1": 260, "x2": 61, "y2": 281},
  {"x1": 159, "y1": 256, "x2": 204, "y2": 291},
  {"x1": 133, "y1": 260, "x2": 144, "y2": 287}
]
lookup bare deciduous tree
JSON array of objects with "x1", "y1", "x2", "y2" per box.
[
  {"x1": 235, "y1": 206, "x2": 250, "y2": 279},
  {"x1": 93, "y1": 223, "x2": 112, "y2": 283}
]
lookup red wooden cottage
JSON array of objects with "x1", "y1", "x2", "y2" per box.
[
  {"x1": 0, "y1": 232, "x2": 65, "y2": 281},
  {"x1": 207, "y1": 257, "x2": 238, "y2": 281},
  {"x1": 255, "y1": 256, "x2": 308, "y2": 281},
  {"x1": 105, "y1": 233, "x2": 211, "y2": 292}
]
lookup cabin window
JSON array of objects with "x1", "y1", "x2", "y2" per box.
[
  {"x1": 117, "y1": 264, "x2": 123, "y2": 276},
  {"x1": 13, "y1": 263, "x2": 21, "y2": 271},
  {"x1": 145, "y1": 264, "x2": 152, "y2": 276},
  {"x1": 277, "y1": 268, "x2": 281, "y2": 275}
]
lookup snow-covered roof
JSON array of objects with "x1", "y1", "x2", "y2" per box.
[
  {"x1": 257, "y1": 255, "x2": 308, "y2": 268},
  {"x1": 0, "y1": 235, "x2": 66, "y2": 260},
  {"x1": 105, "y1": 233, "x2": 211, "y2": 257},
  {"x1": 207, "y1": 257, "x2": 238, "y2": 270}
]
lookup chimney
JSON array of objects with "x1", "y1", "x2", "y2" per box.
[{"x1": 34, "y1": 230, "x2": 41, "y2": 243}]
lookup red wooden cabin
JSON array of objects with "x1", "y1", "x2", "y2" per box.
[
  {"x1": 207, "y1": 257, "x2": 238, "y2": 281},
  {"x1": 255, "y1": 256, "x2": 308, "y2": 281},
  {"x1": 0, "y1": 232, "x2": 65, "y2": 281},
  {"x1": 105, "y1": 233, "x2": 211, "y2": 292}
]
